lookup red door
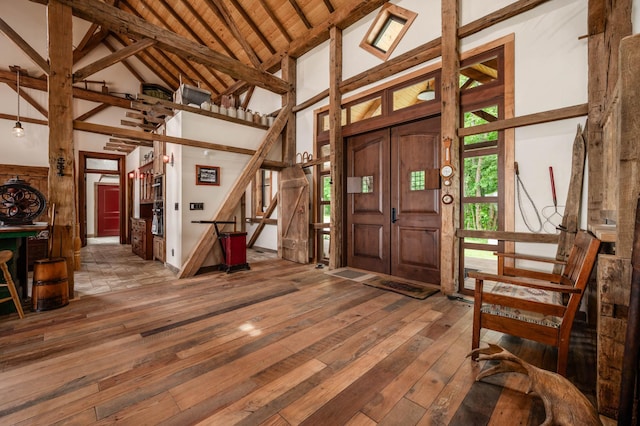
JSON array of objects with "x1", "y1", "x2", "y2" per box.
[
  {"x1": 97, "y1": 184, "x2": 120, "y2": 237},
  {"x1": 346, "y1": 118, "x2": 441, "y2": 284}
]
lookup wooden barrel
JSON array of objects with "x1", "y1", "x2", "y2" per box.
[{"x1": 32, "y1": 258, "x2": 69, "y2": 311}]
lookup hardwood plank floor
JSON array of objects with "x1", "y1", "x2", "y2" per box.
[{"x1": 0, "y1": 243, "x2": 598, "y2": 425}]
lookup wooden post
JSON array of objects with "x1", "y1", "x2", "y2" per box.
[
  {"x1": 440, "y1": 0, "x2": 460, "y2": 294},
  {"x1": 48, "y1": 0, "x2": 76, "y2": 296},
  {"x1": 281, "y1": 55, "x2": 296, "y2": 166},
  {"x1": 328, "y1": 26, "x2": 343, "y2": 270},
  {"x1": 587, "y1": 0, "x2": 632, "y2": 226}
]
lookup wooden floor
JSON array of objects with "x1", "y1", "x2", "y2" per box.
[{"x1": 0, "y1": 243, "x2": 598, "y2": 425}]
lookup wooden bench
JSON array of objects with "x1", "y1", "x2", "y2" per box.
[{"x1": 469, "y1": 230, "x2": 601, "y2": 376}]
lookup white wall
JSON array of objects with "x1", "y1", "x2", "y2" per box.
[
  {"x1": 292, "y1": 0, "x2": 591, "y2": 263},
  {"x1": 164, "y1": 111, "x2": 278, "y2": 270}
]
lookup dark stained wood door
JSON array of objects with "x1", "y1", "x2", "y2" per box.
[
  {"x1": 97, "y1": 184, "x2": 120, "y2": 237},
  {"x1": 347, "y1": 118, "x2": 441, "y2": 284},
  {"x1": 390, "y1": 119, "x2": 441, "y2": 284},
  {"x1": 347, "y1": 129, "x2": 391, "y2": 274}
]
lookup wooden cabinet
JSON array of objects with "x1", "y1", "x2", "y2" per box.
[
  {"x1": 153, "y1": 236, "x2": 165, "y2": 263},
  {"x1": 139, "y1": 162, "x2": 154, "y2": 204},
  {"x1": 131, "y1": 218, "x2": 153, "y2": 260}
]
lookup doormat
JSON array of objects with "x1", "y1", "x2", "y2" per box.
[{"x1": 363, "y1": 276, "x2": 439, "y2": 300}]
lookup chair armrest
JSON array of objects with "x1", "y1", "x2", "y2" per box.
[
  {"x1": 468, "y1": 271, "x2": 580, "y2": 294},
  {"x1": 494, "y1": 252, "x2": 567, "y2": 265}
]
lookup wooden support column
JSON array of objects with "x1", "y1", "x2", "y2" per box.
[
  {"x1": 281, "y1": 55, "x2": 297, "y2": 166},
  {"x1": 47, "y1": 1, "x2": 76, "y2": 295},
  {"x1": 328, "y1": 26, "x2": 343, "y2": 270},
  {"x1": 440, "y1": 0, "x2": 460, "y2": 294},
  {"x1": 587, "y1": 0, "x2": 631, "y2": 226}
]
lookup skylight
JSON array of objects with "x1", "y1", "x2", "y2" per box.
[{"x1": 360, "y1": 4, "x2": 417, "y2": 61}]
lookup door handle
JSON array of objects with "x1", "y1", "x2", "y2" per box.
[{"x1": 391, "y1": 207, "x2": 397, "y2": 223}]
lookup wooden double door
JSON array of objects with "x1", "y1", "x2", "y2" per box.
[{"x1": 346, "y1": 118, "x2": 441, "y2": 284}]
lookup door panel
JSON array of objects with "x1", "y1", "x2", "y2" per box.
[
  {"x1": 347, "y1": 129, "x2": 390, "y2": 274},
  {"x1": 97, "y1": 184, "x2": 120, "y2": 237},
  {"x1": 279, "y1": 166, "x2": 309, "y2": 263},
  {"x1": 391, "y1": 119, "x2": 441, "y2": 283}
]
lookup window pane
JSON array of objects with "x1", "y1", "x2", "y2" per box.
[
  {"x1": 321, "y1": 176, "x2": 331, "y2": 201},
  {"x1": 393, "y1": 78, "x2": 436, "y2": 111},
  {"x1": 462, "y1": 248, "x2": 498, "y2": 291},
  {"x1": 349, "y1": 97, "x2": 382, "y2": 123},
  {"x1": 322, "y1": 232, "x2": 330, "y2": 259},
  {"x1": 362, "y1": 176, "x2": 374, "y2": 193},
  {"x1": 463, "y1": 105, "x2": 499, "y2": 146},
  {"x1": 86, "y1": 158, "x2": 118, "y2": 171},
  {"x1": 319, "y1": 144, "x2": 330, "y2": 158},
  {"x1": 373, "y1": 15, "x2": 407, "y2": 52},
  {"x1": 322, "y1": 204, "x2": 331, "y2": 223},
  {"x1": 321, "y1": 110, "x2": 347, "y2": 131},
  {"x1": 463, "y1": 154, "x2": 498, "y2": 198},
  {"x1": 463, "y1": 203, "x2": 499, "y2": 231},
  {"x1": 460, "y1": 56, "x2": 498, "y2": 90},
  {"x1": 410, "y1": 170, "x2": 425, "y2": 191}
]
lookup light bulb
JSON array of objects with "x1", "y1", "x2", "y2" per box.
[{"x1": 12, "y1": 122, "x2": 25, "y2": 138}]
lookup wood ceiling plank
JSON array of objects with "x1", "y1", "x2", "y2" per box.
[
  {"x1": 154, "y1": 0, "x2": 230, "y2": 89},
  {"x1": 223, "y1": 0, "x2": 388, "y2": 96},
  {"x1": 0, "y1": 17, "x2": 50, "y2": 75},
  {"x1": 227, "y1": 0, "x2": 277, "y2": 55},
  {"x1": 48, "y1": 0, "x2": 290, "y2": 94},
  {"x1": 257, "y1": 0, "x2": 292, "y2": 43},
  {"x1": 287, "y1": 0, "x2": 312, "y2": 29},
  {"x1": 73, "y1": 38, "x2": 157, "y2": 83},
  {"x1": 205, "y1": 0, "x2": 263, "y2": 68},
  {"x1": 177, "y1": 0, "x2": 239, "y2": 60},
  {"x1": 322, "y1": 0, "x2": 335, "y2": 13},
  {"x1": 130, "y1": 0, "x2": 226, "y2": 93}
]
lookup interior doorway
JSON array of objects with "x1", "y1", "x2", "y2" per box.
[
  {"x1": 78, "y1": 152, "x2": 126, "y2": 246},
  {"x1": 346, "y1": 117, "x2": 441, "y2": 284}
]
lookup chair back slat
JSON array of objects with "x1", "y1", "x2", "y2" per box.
[{"x1": 561, "y1": 231, "x2": 601, "y2": 316}]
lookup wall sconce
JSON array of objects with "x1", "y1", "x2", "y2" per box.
[
  {"x1": 56, "y1": 157, "x2": 65, "y2": 176},
  {"x1": 128, "y1": 171, "x2": 135, "y2": 179},
  {"x1": 163, "y1": 154, "x2": 170, "y2": 164}
]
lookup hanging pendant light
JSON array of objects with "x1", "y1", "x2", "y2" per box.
[{"x1": 12, "y1": 68, "x2": 24, "y2": 138}]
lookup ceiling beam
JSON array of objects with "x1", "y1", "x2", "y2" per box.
[
  {"x1": 204, "y1": 0, "x2": 263, "y2": 68},
  {"x1": 224, "y1": 0, "x2": 388, "y2": 96},
  {"x1": 73, "y1": 27, "x2": 109, "y2": 65},
  {"x1": 47, "y1": 0, "x2": 290, "y2": 94},
  {"x1": 0, "y1": 17, "x2": 50, "y2": 75},
  {"x1": 75, "y1": 103, "x2": 110, "y2": 121},
  {"x1": 73, "y1": 38, "x2": 157, "y2": 83},
  {"x1": 287, "y1": 0, "x2": 313, "y2": 29},
  {"x1": 0, "y1": 69, "x2": 132, "y2": 108},
  {"x1": 176, "y1": 0, "x2": 239, "y2": 60},
  {"x1": 102, "y1": 38, "x2": 146, "y2": 83},
  {"x1": 226, "y1": 0, "x2": 276, "y2": 55},
  {"x1": 256, "y1": 0, "x2": 293, "y2": 43},
  {"x1": 5, "y1": 81, "x2": 49, "y2": 118}
]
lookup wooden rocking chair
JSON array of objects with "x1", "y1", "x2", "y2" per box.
[{"x1": 469, "y1": 230, "x2": 601, "y2": 376}]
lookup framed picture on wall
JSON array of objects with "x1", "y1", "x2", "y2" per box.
[{"x1": 196, "y1": 165, "x2": 220, "y2": 186}]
